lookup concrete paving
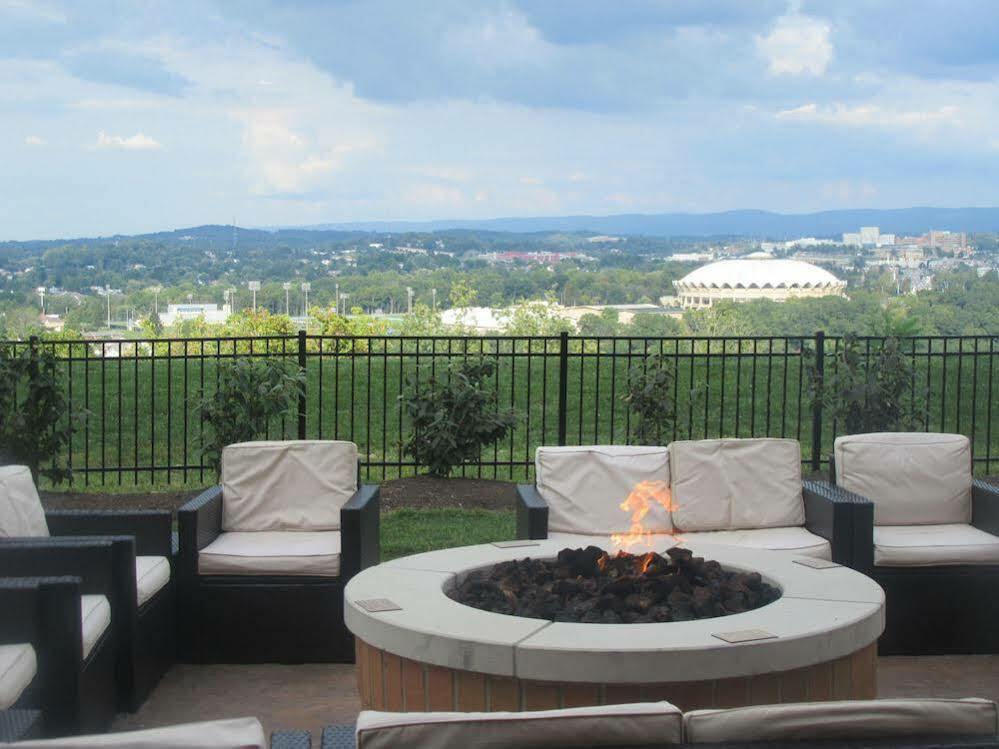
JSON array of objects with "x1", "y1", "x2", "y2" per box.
[{"x1": 112, "y1": 656, "x2": 999, "y2": 743}]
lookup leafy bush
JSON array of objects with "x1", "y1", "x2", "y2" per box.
[
  {"x1": 0, "y1": 342, "x2": 82, "y2": 483},
  {"x1": 623, "y1": 353, "x2": 677, "y2": 444},
  {"x1": 196, "y1": 357, "x2": 305, "y2": 479},
  {"x1": 810, "y1": 333, "x2": 923, "y2": 435},
  {"x1": 401, "y1": 358, "x2": 515, "y2": 477}
]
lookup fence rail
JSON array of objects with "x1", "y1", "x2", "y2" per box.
[{"x1": 6, "y1": 332, "x2": 998, "y2": 488}]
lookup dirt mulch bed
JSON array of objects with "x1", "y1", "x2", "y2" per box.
[{"x1": 39, "y1": 476, "x2": 517, "y2": 515}]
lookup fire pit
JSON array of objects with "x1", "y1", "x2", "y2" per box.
[
  {"x1": 450, "y1": 546, "x2": 781, "y2": 623},
  {"x1": 345, "y1": 538, "x2": 884, "y2": 713}
]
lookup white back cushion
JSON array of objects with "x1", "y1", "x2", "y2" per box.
[
  {"x1": 669, "y1": 439, "x2": 804, "y2": 532},
  {"x1": 10, "y1": 717, "x2": 267, "y2": 748},
  {"x1": 356, "y1": 703, "x2": 683, "y2": 749},
  {"x1": 0, "y1": 464, "x2": 48, "y2": 538},
  {"x1": 684, "y1": 698, "x2": 998, "y2": 743},
  {"x1": 0, "y1": 643, "x2": 36, "y2": 710},
  {"x1": 535, "y1": 446, "x2": 671, "y2": 535},
  {"x1": 835, "y1": 432, "x2": 972, "y2": 526},
  {"x1": 221, "y1": 441, "x2": 358, "y2": 531}
]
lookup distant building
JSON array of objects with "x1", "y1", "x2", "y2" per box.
[
  {"x1": 673, "y1": 258, "x2": 846, "y2": 309},
  {"x1": 159, "y1": 303, "x2": 231, "y2": 327},
  {"x1": 843, "y1": 226, "x2": 894, "y2": 247}
]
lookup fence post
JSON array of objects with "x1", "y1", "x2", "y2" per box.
[
  {"x1": 297, "y1": 330, "x2": 307, "y2": 440},
  {"x1": 557, "y1": 332, "x2": 568, "y2": 446},
  {"x1": 811, "y1": 330, "x2": 825, "y2": 472}
]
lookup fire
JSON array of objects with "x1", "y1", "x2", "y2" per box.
[{"x1": 610, "y1": 479, "x2": 679, "y2": 551}]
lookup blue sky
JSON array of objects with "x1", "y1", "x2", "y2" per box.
[{"x1": 2, "y1": 0, "x2": 999, "y2": 239}]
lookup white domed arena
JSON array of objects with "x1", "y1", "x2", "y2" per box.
[{"x1": 672, "y1": 257, "x2": 846, "y2": 309}]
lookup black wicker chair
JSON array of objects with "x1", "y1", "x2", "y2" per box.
[
  {"x1": 0, "y1": 543, "x2": 119, "y2": 737},
  {"x1": 830, "y1": 432, "x2": 999, "y2": 655},
  {"x1": 177, "y1": 443, "x2": 380, "y2": 664}
]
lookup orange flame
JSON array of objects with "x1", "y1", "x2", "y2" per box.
[{"x1": 610, "y1": 480, "x2": 678, "y2": 551}]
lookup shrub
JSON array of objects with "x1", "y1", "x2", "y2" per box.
[
  {"x1": 810, "y1": 333, "x2": 923, "y2": 435},
  {"x1": 623, "y1": 353, "x2": 677, "y2": 444},
  {"x1": 401, "y1": 358, "x2": 515, "y2": 477},
  {"x1": 196, "y1": 357, "x2": 305, "y2": 479},
  {"x1": 0, "y1": 342, "x2": 82, "y2": 483}
]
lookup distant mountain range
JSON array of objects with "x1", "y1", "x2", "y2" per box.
[
  {"x1": 288, "y1": 207, "x2": 999, "y2": 238},
  {"x1": 5, "y1": 207, "x2": 999, "y2": 248}
]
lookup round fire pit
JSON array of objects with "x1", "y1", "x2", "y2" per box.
[{"x1": 345, "y1": 538, "x2": 884, "y2": 713}]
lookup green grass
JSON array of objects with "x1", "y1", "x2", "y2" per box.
[{"x1": 380, "y1": 508, "x2": 515, "y2": 561}]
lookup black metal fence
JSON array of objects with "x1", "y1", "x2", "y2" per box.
[{"x1": 7, "y1": 332, "x2": 998, "y2": 488}]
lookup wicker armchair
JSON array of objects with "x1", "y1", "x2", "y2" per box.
[
  {"x1": 0, "y1": 547, "x2": 118, "y2": 737},
  {"x1": 518, "y1": 441, "x2": 869, "y2": 566},
  {"x1": 0, "y1": 465, "x2": 175, "y2": 712},
  {"x1": 177, "y1": 441, "x2": 379, "y2": 664},
  {"x1": 831, "y1": 432, "x2": 999, "y2": 654}
]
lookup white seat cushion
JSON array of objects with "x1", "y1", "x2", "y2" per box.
[
  {"x1": 0, "y1": 643, "x2": 36, "y2": 710},
  {"x1": 198, "y1": 531, "x2": 341, "y2": 577},
  {"x1": 9, "y1": 716, "x2": 267, "y2": 748},
  {"x1": 356, "y1": 702, "x2": 683, "y2": 749},
  {"x1": 221, "y1": 440, "x2": 358, "y2": 532},
  {"x1": 0, "y1": 464, "x2": 49, "y2": 538},
  {"x1": 536, "y1": 446, "x2": 672, "y2": 536},
  {"x1": 684, "y1": 698, "x2": 999, "y2": 743},
  {"x1": 81, "y1": 595, "x2": 111, "y2": 661},
  {"x1": 669, "y1": 438, "x2": 804, "y2": 532},
  {"x1": 136, "y1": 556, "x2": 171, "y2": 607},
  {"x1": 873, "y1": 524, "x2": 999, "y2": 567},
  {"x1": 679, "y1": 527, "x2": 832, "y2": 560},
  {"x1": 834, "y1": 432, "x2": 972, "y2": 526}
]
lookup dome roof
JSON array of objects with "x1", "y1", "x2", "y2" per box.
[{"x1": 675, "y1": 259, "x2": 845, "y2": 290}]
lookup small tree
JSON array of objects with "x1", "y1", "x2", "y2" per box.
[
  {"x1": 810, "y1": 333, "x2": 923, "y2": 435},
  {"x1": 0, "y1": 342, "x2": 82, "y2": 483},
  {"x1": 623, "y1": 353, "x2": 677, "y2": 444},
  {"x1": 401, "y1": 358, "x2": 515, "y2": 477},
  {"x1": 196, "y1": 357, "x2": 305, "y2": 479}
]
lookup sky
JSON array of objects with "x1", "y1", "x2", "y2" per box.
[{"x1": 3, "y1": 0, "x2": 999, "y2": 240}]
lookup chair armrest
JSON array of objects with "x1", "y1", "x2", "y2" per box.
[
  {"x1": 0, "y1": 576, "x2": 81, "y2": 646},
  {"x1": 46, "y1": 509, "x2": 173, "y2": 557},
  {"x1": 271, "y1": 729, "x2": 312, "y2": 749},
  {"x1": 341, "y1": 485, "x2": 380, "y2": 580},
  {"x1": 0, "y1": 539, "x2": 118, "y2": 597},
  {"x1": 177, "y1": 486, "x2": 223, "y2": 580},
  {"x1": 516, "y1": 485, "x2": 549, "y2": 540},
  {"x1": 321, "y1": 724, "x2": 356, "y2": 749},
  {"x1": 972, "y1": 480, "x2": 999, "y2": 537},
  {"x1": 802, "y1": 480, "x2": 873, "y2": 569}
]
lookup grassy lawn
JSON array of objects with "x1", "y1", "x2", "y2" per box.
[{"x1": 380, "y1": 508, "x2": 515, "y2": 561}]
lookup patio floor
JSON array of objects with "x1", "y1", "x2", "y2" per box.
[{"x1": 112, "y1": 656, "x2": 999, "y2": 742}]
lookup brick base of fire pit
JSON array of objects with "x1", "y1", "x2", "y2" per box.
[
  {"x1": 346, "y1": 539, "x2": 884, "y2": 713},
  {"x1": 355, "y1": 639, "x2": 876, "y2": 712}
]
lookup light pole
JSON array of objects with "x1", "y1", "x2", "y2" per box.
[
  {"x1": 406, "y1": 286, "x2": 414, "y2": 314},
  {"x1": 152, "y1": 286, "x2": 161, "y2": 315},
  {"x1": 301, "y1": 282, "x2": 311, "y2": 317},
  {"x1": 340, "y1": 293, "x2": 350, "y2": 316},
  {"x1": 36, "y1": 287, "x2": 45, "y2": 314},
  {"x1": 248, "y1": 281, "x2": 260, "y2": 312},
  {"x1": 431, "y1": 288, "x2": 437, "y2": 311},
  {"x1": 227, "y1": 287, "x2": 237, "y2": 314},
  {"x1": 283, "y1": 282, "x2": 291, "y2": 316},
  {"x1": 104, "y1": 286, "x2": 111, "y2": 329},
  {"x1": 335, "y1": 283, "x2": 340, "y2": 315}
]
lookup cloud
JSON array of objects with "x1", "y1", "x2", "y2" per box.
[
  {"x1": 24, "y1": 134, "x2": 46, "y2": 146},
  {"x1": 401, "y1": 183, "x2": 466, "y2": 206},
  {"x1": 0, "y1": 0, "x2": 65, "y2": 24},
  {"x1": 519, "y1": 176, "x2": 543, "y2": 185},
  {"x1": 756, "y1": 12, "x2": 833, "y2": 75},
  {"x1": 93, "y1": 131, "x2": 163, "y2": 150},
  {"x1": 776, "y1": 102, "x2": 962, "y2": 129}
]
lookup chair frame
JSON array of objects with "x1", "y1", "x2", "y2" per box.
[
  {"x1": 516, "y1": 477, "x2": 870, "y2": 567},
  {"x1": 0, "y1": 542, "x2": 119, "y2": 737},
  {"x1": 41, "y1": 510, "x2": 175, "y2": 712},
  {"x1": 177, "y1": 483, "x2": 380, "y2": 664}
]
